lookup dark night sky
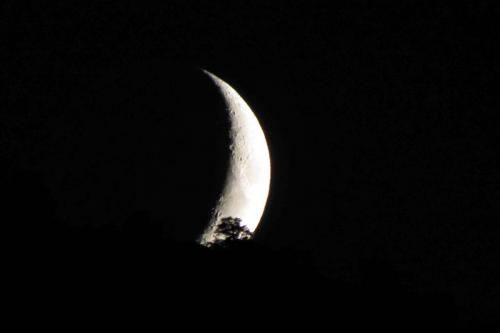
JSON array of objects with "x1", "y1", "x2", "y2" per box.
[{"x1": 3, "y1": 1, "x2": 498, "y2": 325}]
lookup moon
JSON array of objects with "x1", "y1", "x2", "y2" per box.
[{"x1": 199, "y1": 70, "x2": 271, "y2": 245}]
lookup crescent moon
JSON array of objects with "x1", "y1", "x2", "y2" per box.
[{"x1": 199, "y1": 70, "x2": 271, "y2": 245}]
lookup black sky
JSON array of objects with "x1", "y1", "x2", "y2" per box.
[{"x1": 3, "y1": 1, "x2": 499, "y2": 326}]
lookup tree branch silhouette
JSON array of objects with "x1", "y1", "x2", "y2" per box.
[{"x1": 207, "y1": 217, "x2": 253, "y2": 248}]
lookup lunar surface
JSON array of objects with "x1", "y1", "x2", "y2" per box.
[{"x1": 199, "y1": 71, "x2": 271, "y2": 245}]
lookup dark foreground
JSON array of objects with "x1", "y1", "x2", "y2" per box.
[{"x1": 2, "y1": 168, "x2": 496, "y2": 330}]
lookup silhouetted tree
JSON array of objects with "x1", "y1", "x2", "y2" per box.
[{"x1": 209, "y1": 217, "x2": 252, "y2": 247}]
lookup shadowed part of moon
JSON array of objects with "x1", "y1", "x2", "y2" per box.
[{"x1": 42, "y1": 63, "x2": 231, "y2": 242}]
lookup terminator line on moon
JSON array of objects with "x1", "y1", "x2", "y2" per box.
[{"x1": 199, "y1": 70, "x2": 271, "y2": 246}]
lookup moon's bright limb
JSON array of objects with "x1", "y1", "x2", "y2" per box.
[{"x1": 199, "y1": 70, "x2": 271, "y2": 245}]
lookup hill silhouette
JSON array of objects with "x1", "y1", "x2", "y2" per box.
[{"x1": 3, "y1": 167, "x2": 486, "y2": 329}]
